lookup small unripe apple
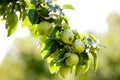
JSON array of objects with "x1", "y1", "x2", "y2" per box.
[
  {"x1": 73, "y1": 39, "x2": 85, "y2": 53},
  {"x1": 38, "y1": 21, "x2": 52, "y2": 36},
  {"x1": 60, "y1": 29, "x2": 74, "y2": 44},
  {"x1": 65, "y1": 53, "x2": 79, "y2": 66}
]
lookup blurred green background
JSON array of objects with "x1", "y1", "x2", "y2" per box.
[
  {"x1": 0, "y1": 12, "x2": 120, "y2": 80},
  {"x1": 0, "y1": 37, "x2": 53, "y2": 80},
  {"x1": 94, "y1": 13, "x2": 120, "y2": 80}
]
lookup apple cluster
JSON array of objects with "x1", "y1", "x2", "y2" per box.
[
  {"x1": 38, "y1": 20, "x2": 99, "y2": 78},
  {"x1": 60, "y1": 29, "x2": 86, "y2": 66}
]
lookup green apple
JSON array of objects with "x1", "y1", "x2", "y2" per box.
[
  {"x1": 73, "y1": 39, "x2": 85, "y2": 53},
  {"x1": 38, "y1": 21, "x2": 52, "y2": 36},
  {"x1": 60, "y1": 29, "x2": 74, "y2": 44},
  {"x1": 65, "y1": 53, "x2": 79, "y2": 66},
  {"x1": 59, "y1": 66, "x2": 70, "y2": 78}
]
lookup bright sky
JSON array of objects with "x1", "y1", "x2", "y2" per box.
[
  {"x1": 58, "y1": 0, "x2": 120, "y2": 33},
  {"x1": 0, "y1": 0, "x2": 120, "y2": 64}
]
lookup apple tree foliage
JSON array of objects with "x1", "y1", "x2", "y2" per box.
[{"x1": 0, "y1": 0, "x2": 101, "y2": 78}]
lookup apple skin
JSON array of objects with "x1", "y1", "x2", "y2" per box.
[
  {"x1": 60, "y1": 29, "x2": 74, "y2": 44},
  {"x1": 73, "y1": 39, "x2": 85, "y2": 53},
  {"x1": 65, "y1": 53, "x2": 79, "y2": 66},
  {"x1": 38, "y1": 21, "x2": 52, "y2": 36}
]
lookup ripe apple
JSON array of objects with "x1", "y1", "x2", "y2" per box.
[
  {"x1": 60, "y1": 29, "x2": 74, "y2": 44},
  {"x1": 73, "y1": 39, "x2": 85, "y2": 53},
  {"x1": 65, "y1": 53, "x2": 79, "y2": 66},
  {"x1": 38, "y1": 21, "x2": 52, "y2": 36}
]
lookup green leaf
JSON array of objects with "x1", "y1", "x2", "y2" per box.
[
  {"x1": 43, "y1": 39, "x2": 55, "y2": 51},
  {"x1": 41, "y1": 7, "x2": 49, "y2": 17},
  {"x1": 51, "y1": 49, "x2": 69, "y2": 66},
  {"x1": 94, "y1": 58, "x2": 98, "y2": 72},
  {"x1": 83, "y1": 59, "x2": 91, "y2": 73},
  {"x1": 50, "y1": 41, "x2": 59, "y2": 52},
  {"x1": 49, "y1": 25, "x2": 61, "y2": 38},
  {"x1": 26, "y1": 1, "x2": 35, "y2": 10},
  {"x1": 28, "y1": 9, "x2": 39, "y2": 24},
  {"x1": 49, "y1": 64, "x2": 60, "y2": 74},
  {"x1": 88, "y1": 33, "x2": 97, "y2": 41},
  {"x1": 31, "y1": 0, "x2": 36, "y2": 5},
  {"x1": 0, "y1": 0, "x2": 10, "y2": 6},
  {"x1": 49, "y1": 57, "x2": 61, "y2": 74},
  {"x1": 0, "y1": 6, "x2": 7, "y2": 16},
  {"x1": 62, "y1": 4, "x2": 75, "y2": 10},
  {"x1": 76, "y1": 53, "x2": 91, "y2": 76},
  {"x1": 38, "y1": 0, "x2": 45, "y2": 4},
  {"x1": 30, "y1": 24, "x2": 40, "y2": 38},
  {"x1": 22, "y1": 16, "x2": 39, "y2": 38},
  {"x1": 86, "y1": 37, "x2": 93, "y2": 45},
  {"x1": 44, "y1": 43, "x2": 58, "y2": 58},
  {"x1": 91, "y1": 53, "x2": 98, "y2": 72},
  {"x1": 6, "y1": 11, "x2": 18, "y2": 37},
  {"x1": 41, "y1": 39, "x2": 56, "y2": 58},
  {"x1": 63, "y1": 16, "x2": 69, "y2": 24},
  {"x1": 22, "y1": 16, "x2": 32, "y2": 27},
  {"x1": 47, "y1": 3, "x2": 56, "y2": 12},
  {"x1": 54, "y1": 56, "x2": 66, "y2": 66}
]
